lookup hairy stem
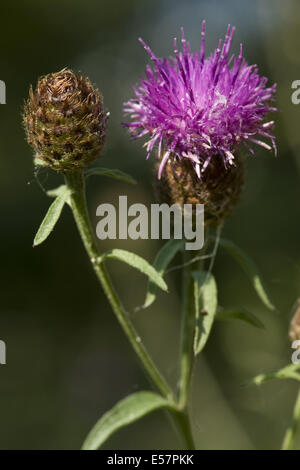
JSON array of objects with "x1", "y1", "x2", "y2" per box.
[
  {"x1": 64, "y1": 170, "x2": 174, "y2": 402},
  {"x1": 282, "y1": 387, "x2": 300, "y2": 450}
]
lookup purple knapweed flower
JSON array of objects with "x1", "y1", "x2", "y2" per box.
[{"x1": 123, "y1": 22, "x2": 277, "y2": 179}]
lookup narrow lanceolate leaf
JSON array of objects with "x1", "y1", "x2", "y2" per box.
[
  {"x1": 46, "y1": 184, "x2": 68, "y2": 198},
  {"x1": 139, "y1": 239, "x2": 184, "y2": 310},
  {"x1": 216, "y1": 308, "x2": 264, "y2": 329},
  {"x1": 33, "y1": 188, "x2": 71, "y2": 247},
  {"x1": 251, "y1": 364, "x2": 300, "y2": 386},
  {"x1": 82, "y1": 391, "x2": 171, "y2": 450},
  {"x1": 192, "y1": 271, "x2": 218, "y2": 355},
  {"x1": 103, "y1": 249, "x2": 168, "y2": 292},
  {"x1": 218, "y1": 237, "x2": 275, "y2": 311},
  {"x1": 85, "y1": 167, "x2": 137, "y2": 185}
]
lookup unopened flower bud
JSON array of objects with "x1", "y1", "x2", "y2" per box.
[
  {"x1": 155, "y1": 154, "x2": 244, "y2": 226},
  {"x1": 23, "y1": 69, "x2": 108, "y2": 171}
]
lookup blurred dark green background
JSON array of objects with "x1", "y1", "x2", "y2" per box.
[{"x1": 0, "y1": 0, "x2": 300, "y2": 450}]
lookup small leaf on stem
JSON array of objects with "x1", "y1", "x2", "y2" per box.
[
  {"x1": 218, "y1": 237, "x2": 275, "y2": 311},
  {"x1": 216, "y1": 308, "x2": 264, "y2": 329},
  {"x1": 85, "y1": 167, "x2": 137, "y2": 185},
  {"x1": 103, "y1": 248, "x2": 168, "y2": 292},
  {"x1": 139, "y1": 238, "x2": 184, "y2": 310},
  {"x1": 82, "y1": 391, "x2": 171, "y2": 450},
  {"x1": 33, "y1": 188, "x2": 71, "y2": 247},
  {"x1": 192, "y1": 270, "x2": 218, "y2": 355},
  {"x1": 251, "y1": 364, "x2": 300, "y2": 386},
  {"x1": 46, "y1": 184, "x2": 68, "y2": 198}
]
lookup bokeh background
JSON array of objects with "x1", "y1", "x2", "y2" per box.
[{"x1": 0, "y1": 0, "x2": 300, "y2": 450}]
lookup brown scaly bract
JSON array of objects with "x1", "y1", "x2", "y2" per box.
[{"x1": 155, "y1": 154, "x2": 244, "y2": 226}]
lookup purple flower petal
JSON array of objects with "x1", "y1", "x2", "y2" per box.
[{"x1": 123, "y1": 22, "x2": 277, "y2": 178}]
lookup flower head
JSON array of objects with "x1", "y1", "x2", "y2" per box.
[
  {"x1": 24, "y1": 69, "x2": 108, "y2": 172},
  {"x1": 123, "y1": 22, "x2": 276, "y2": 179},
  {"x1": 155, "y1": 154, "x2": 244, "y2": 226}
]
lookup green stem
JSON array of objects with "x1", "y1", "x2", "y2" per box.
[
  {"x1": 282, "y1": 387, "x2": 300, "y2": 450},
  {"x1": 64, "y1": 169, "x2": 200, "y2": 449},
  {"x1": 64, "y1": 170, "x2": 174, "y2": 402},
  {"x1": 171, "y1": 409, "x2": 196, "y2": 450},
  {"x1": 178, "y1": 249, "x2": 196, "y2": 408},
  {"x1": 177, "y1": 248, "x2": 205, "y2": 450},
  {"x1": 177, "y1": 236, "x2": 208, "y2": 448}
]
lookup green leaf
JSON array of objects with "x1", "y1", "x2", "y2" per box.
[
  {"x1": 216, "y1": 308, "x2": 264, "y2": 329},
  {"x1": 34, "y1": 156, "x2": 47, "y2": 167},
  {"x1": 103, "y1": 249, "x2": 168, "y2": 292},
  {"x1": 192, "y1": 271, "x2": 218, "y2": 355},
  {"x1": 251, "y1": 364, "x2": 300, "y2": 386},
  {"x1": 139, "y1": 239, "x2": 184, "y2": 310},
  {"x1": 218, "y1": 237, "x2": 275, "y2": 311},
  {"x1": 85, "y1": 167, "x2": 137, "y2": 185},
  {"x1": 82, "y1": 391, "x2": 171, "y2": 450},
  {"x1": 33, "y1": 188, "x2": 71, "y2": 247},
  {"x1": 46, "y1": 184, "x2": 68, "y2": 198}
]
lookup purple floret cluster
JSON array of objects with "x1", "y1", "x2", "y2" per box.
[{"x1": 123, "y1": 22, "x2": 277, "y2": 179}]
